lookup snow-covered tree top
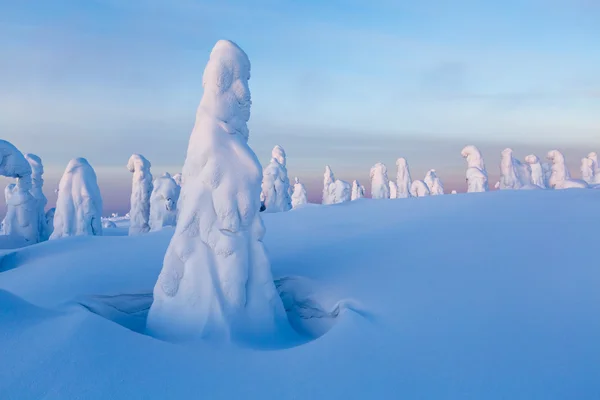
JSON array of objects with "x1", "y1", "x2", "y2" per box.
[
  {"x1": 524, "y1": 154, "x2": 539, "y2": 164},
  {"x1": 127, "y1": 154, "x2": 151, "y2": 173},
  {"x1": 547, "y1": 150, "x2": 565, "y2": 164},
  {"x1": 461, "y1": 145, "x2": 485, "y2": 170},
  {"x1": 199, "y1": 39, "x2": 251, "y2": 141},
  {"x1": 271, "y1": 145, "x2": 286, "y2": 167},
  {"x1": 24, "y1": 153, "x2": 43, "y2": 178},
  {"x1": 0, "y1": 140, "x2": 32, "y2": 179},
  {"x1": 396, "y1": 158, "x2": 408, "y2": 167}
]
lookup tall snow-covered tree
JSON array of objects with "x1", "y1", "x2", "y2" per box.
[
  {"x1": 127, "y1": 154, "x2": 153, "y2": 235},
  {"x1": 351, "y1": 180, "x2": 365, "y2": 200},
  {"x1": 461, "y1": 145, "x2": 489, "y2": 192},
  {"x1": 261, "y1": 145, "x2": 292, "y2": 213},
  {"x1": 524, "y1": 155, "x2": 546, "y2": 189},
  {"x1": 370, "y1": 163, "x2": 390, "y2": 199},
  {"x1": 395, "y1": 158, "x2": 412, "y2": 198},
  {"x1": 291, "y1": 177, "x2": 307, "y2": 209},
  {"x1": 147, "y1": 40, "x2": 291, "y2": 343},
  {"x1": 0, "y1": 140, "x2": 39, "y2": 244},
  {"x1": 322, "y1": 165, "x2": 335, "y2": 205},
  {"x1": 410, "y1": 180, "x2": 430, "y2": 197},
  {"x1": 50, "y1": 158, "x2": 103, "y2": 239},
  {"x1": 24, "y1": 153, "x2": 49, "y2": 241},
  {"x1": 547, "y1": 150, "x2": 587, "y2": 189},
  {"x1": 149, "y1": 172, "x2": 181, "y2": 231},
  {"x1": 424, "y1": 169, "x2": 444, "y2": 195}
]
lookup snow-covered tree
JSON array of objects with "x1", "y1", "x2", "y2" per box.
[
  {"x1": 581, "y1": 157, "x2": 595, "y2": 185},
  {"x1": 541, "y1": 162, "x2": 552, "y2": 188},
  {"x1": 45, "y1": 207, "x2": 55, "y2": 237},
  {"x1": 525, "y1": 154, "x2": 546, "y2": 189},
  {"x1": 291, "y1": 177, "x2": 307, "y2": 208},
  {"x1": 127, "y1": 154, "x2": 153, "y2": 236},
  {"x1": 147, "y1": 40, "x2": 290, "y2": 343},
  {"x1": 0, "y1": 140, "x2": 39, "y2": 244},
  {"x1": 389, "y1": 181, "x2": 398, "y2": 199},
  {"x1": 149, "y1": 172, "x2": 181, "y2": 231},
  {"x1": 50, "y1": 158, "x2": 103, "y2": 239},
  {"x1": 24, "y1": 153, "x2": 49, "y2": 241},
  {"x1": 546, "y1": 150, "x2": 588, "y2": 189},
  {"x1": 451, "y1": 190, "x2": 457, "y2": 194},
  {"x1": 172, "y1": 173, "x2": 183, "y2": 186},
  {"x1": 395, "y1": 158, "x2": 412, "y2": 198},
  {"x1": 370, "y1": 163, "x2": 390, "y2": 199},
  {"x1": 410, "y1": 180, "x2": 430, "y2": 197},
  {"x1": 588, "y1": 152, "x2": 600, "y2": 184},
  {"x1": 261, "y1": 145, "x2": 292, "y2": 213},
  {"x1": 461, "y1": 145, "x2": 489, "y2": 192},
  {"x1": 322, "y1": 165, "x2": 335, "y2": 205},
  {"x1": 0, "y1": 183, "x2": 15, "y2": 234},
  {"x1": 499, "y1": 148, "x2": 526, "y2": 190},
  {"x1": 333, "y1": 179, "x2": 351, "y2": 204},
  {"x1": 424, "y1": 169, "x2": 444, "y2": 195},
  {"x1": 351, "y1": 180, "x2": 365, "y2": 200}
]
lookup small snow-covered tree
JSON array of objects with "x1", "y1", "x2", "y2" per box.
[
  {"x1": 322, "y1": 165, "x2": 335, "y2": 205},
  {"x1": 291, "y1": 177, "x2": 307, "y2": 208},
  {"x1": 103, "y1": 220, "x2": 117, "y2": 229},
  {"x1": 547, "y1": 150, "x2": 587, "y2": 189},
  {"x1": 581, "y1": 157, "x2": 595, "y2": 185},
  {"x1": 370, "y1": 163, "x2": 390, "y2": 199},
  {"x1": 24, "y1": 153, "x2": 49, "y2": 241},
  {"x1": 525, "y1": 154, "x2": 546, "y2": 189},
  {"x1": 50, "y1": 158, "x2": 103, "y2": 239},
  {"x1": 261, "y1": 145, "x2": 292, "y2": 213},
  {"x1": 541, "y1": 162, "x2": 552, "y2": 188},
  {"x1": 172, "y1": 173, "x2": 183, "y2": 187},
  {"x1": 147, "y1": 40, "x2": 290, "y2": 343},
  {"x1": 395, "y1": 158, "x2": 412, "y2": 198},
  {"x1": 149, "y1": 172, "x2": 181, "y2": 231},
  {"x1": 0, "y1": 140, "x2": 39, "y2": 244},
  {"x1": 410, "y1": 180, "x2": 430, "y2": 197},
  {"x1": 588, "y1": 152, "x2": 600, "y2": 184},
  {"x1": 499, "y1": 148, "x2": 524, "y2": 190},
  {"x1": 127, "y1": 154, "x2": 153, "y2": 236},
  {"x1": 462, "y1": 145, "x2": 489, "y2": 192},
  {"x1": 451, "y1": 190, "x2": 457, "y2": 194},
  {"x1": 424, "y1": 169, "x2": 444, "y2": 195},
  {"x1": 332, "y1": 179, "x2": 351, "y2": 204},
  {"x1": 389, "y1": 181, "x2": 398, "y2": 199},
  {"x1": 351, "y1": 180, "x2": 365, "y2": 200}
]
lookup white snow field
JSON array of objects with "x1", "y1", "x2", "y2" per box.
[{"x1": 1, "y1": 189, "x2": 600, "y2": 399}]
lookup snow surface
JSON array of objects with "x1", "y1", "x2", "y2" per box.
[
  {"x1": 370, "y1": 162, "x2": 390, "y2": 199},
  {"x1": 149, "y1": 173, "x2": 180, "y2": 231},
  {"x1": 127, "y1": 154, "x2": 153, "y2": 235},
  {"x1": 147, "y1": 40, "x2": 292, "y2": 345},
  {"x1": 1, "y1": 189, "x2": 600, "y2": 399},
  {"x1": 50, "y1": 158, "x2": 103, "y2": 239}
]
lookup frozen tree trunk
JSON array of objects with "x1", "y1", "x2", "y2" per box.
[
  {"x1": 261, "y1": 145, "x2": 292, "y2": 213},
  {"x1": 462, "y1": 145, "x2": 489, "y2": 192},
  {"x1": 547, "y1": 150, "x2": 587, "y2": 189},
  {"x1": 525, "y1": 155, "x2": 546, "y2": 189},
  {"x1": 149, "y1": 173, "x2": 180, "y2": 231},
  {"x1": 389, "y1": 181, "x2": 398, "y2": 199},
  {"x1": 424, "y1": 169, "x2": 444, "y2": 195},
  {"x1": 333, "y1": 179, "x2": 351, "y2": 204},
  {"x1": 322, "y1": 165, "x2": 335, "y2": 205},
  {"x1": 410, "y1": 180, "x2": 430, "y2": 197},
  {"x1": 291, "y1": 177, "x2": 307, "y2": 208},
  {"x1": 25, "y1": 154, "x2": 49, "y2": 241},
  {"x1": 395, "y1": 158, "x2": 412, "y2": 198},
  {"x1": 370, "y1": 163, "x2": 390, "y2": 199},
  {"x1": 50, "y1": 158, "x2": 103, "y2": 239},
  {"x1": 351, "y1": 180, "x2": 365, "y2": 200},
  {"x1": 127, "y1": 154, "x2": 153, "y2": 235},
  {"x1": 147, "y1": 40, "x2": 292, "y2": 344},
  {"x1": 0, "y1": 140, "x2": 39, "y2": 244}
]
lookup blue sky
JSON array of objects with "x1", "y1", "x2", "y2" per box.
[{"x1": 1, "y1": 0, "x2": 599, "y2": 212}]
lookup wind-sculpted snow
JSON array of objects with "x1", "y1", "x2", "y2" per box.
[
  {"x1": 147, "y1": 40, "x2": 294, "y2": 345},
  {"x1": 50, "y1": 158, "x2": 103, "y2": 239},
  {"x1": 462, "y1": 145, "x2": 489, "y2": 192},
  {"x1": 410, "y1": 180, "x2": 430, "y2": 197},
  {"x1": 291, "y1": 177, "x2": 307, "y2": 208},
  {"x1": 370, "y1": 163, "x2": 390, "y2": 199},
  {"x1": 149, "y1": 173, "x2": 180, "y2": 231},
  {"x1": 261, "y1": 145, "x2": 292, "y2": 213},
  {"x1": 0, "y1": 140, "x2": 32, "y2": 179},
  {"x1": 127, "y1": 154, "x2": 153, "y2": 235},
  {"x1": 351, "y1": 180, "x2": 365, "y2": 200},
  {"x1": 547, "y1": 150, "x2": 588, "y2": 189},
  {"x1": 395, "y1": 158, "x2": 412, "y2": 198},
  {"x1": 424, "y1": 169, "x2": 444, "y2": 195}
]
